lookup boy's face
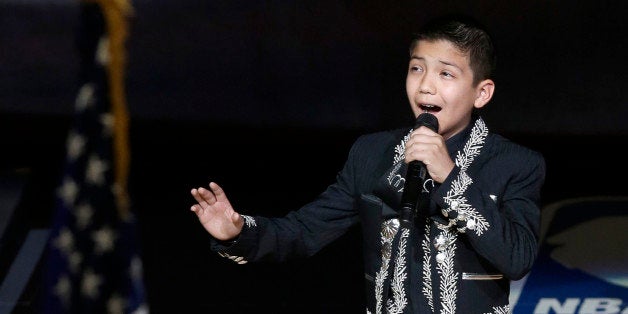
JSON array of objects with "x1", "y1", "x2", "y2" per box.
[{"x1": 406, "y1": 39, "x2": 493, "y2": 140}]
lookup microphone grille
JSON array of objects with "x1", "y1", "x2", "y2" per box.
[{"x1": 414, "y1": 113, "x2": 439, "y2": 133}]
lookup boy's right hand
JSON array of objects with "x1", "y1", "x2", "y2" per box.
[{"x1": 190, "y1": 182, "x2": 244, "y2": 241}]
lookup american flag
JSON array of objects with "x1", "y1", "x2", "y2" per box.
[{"x1": 41, "y1": 1, "x2": 148, "y2": 313}]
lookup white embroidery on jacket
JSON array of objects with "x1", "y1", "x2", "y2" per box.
[
  {"x1": 421, "y1": 221, "x2": 434, "y2": 311},
  {"x1": 388, "y1": 130, "x2": 413, "y2": 192},
  {"x1": 485, "y1": 305, "x2": 510, "y2": 314},
  {"x1": 436, "y1": 229, "x2": 458, "y2": 314},
  {"x1": 387, "y1": 162, "x2": 406, "y2": 193},
  {"x1": 442, "y1": 118, "x2": 490, "y2": 236},
  {"x1": 217, "y1": 252, "x2": 248, "y2": 264},
  {"x1": 387, "y1": 228, "x2": 409, "y2": 314},
  {"x1": 393, "y1": 130, "x2": 412, "y2": 165},
  {"x1": 432, "y1": 118, "x2": 487, "y2": 313},
  {"x1": 375, "y1": 219, "x2": 399, "y2": 314},
  {"x1": 455, "y1": 119, "x2": 488, "y2": 172},
  {"x1": 378, "y1": 117, "x2": 492, "y2": 313},
  {"x1": 242, "y1": 215, "x2": 256, "y2": 228}
]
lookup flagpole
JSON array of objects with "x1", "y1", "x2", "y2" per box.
[{"x1": 91, "y1": 0, "x2": 134, "y2": 218}]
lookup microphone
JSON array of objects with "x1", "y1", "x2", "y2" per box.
[{"x1": 399, "y1": 113, "x2": 439, "y2": 227}]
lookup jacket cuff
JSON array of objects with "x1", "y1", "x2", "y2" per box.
[{"x1": 210, "y1": 215, "x2": 258, "y2": 264}]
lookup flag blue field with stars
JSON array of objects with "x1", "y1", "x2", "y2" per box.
[{"x1": 41, "y1": 1, "x2": 148, "y2": 313}]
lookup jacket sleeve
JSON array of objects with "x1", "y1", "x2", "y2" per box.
[
  {"x1": 431, "y1": 142, "x2": 546, "y2": 279},
  {"x1": 211, "y1": 135, "x2": 372, "y2": 264}
]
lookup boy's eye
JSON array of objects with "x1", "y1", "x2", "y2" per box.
[
  {"x1": 410, "y1": 65, "x2": 423, "y2": 72},
  {"x1": 441, "y1": 71, "x2": 454, "y2": 78}
]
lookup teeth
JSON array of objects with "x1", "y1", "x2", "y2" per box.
[{"x1": 419, "y1": 104, "x2": 441, "y2": 113}]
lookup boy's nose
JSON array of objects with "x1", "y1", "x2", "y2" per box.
[{"x1": 418, "y1": 75, "x2": 435, "y2": 95}]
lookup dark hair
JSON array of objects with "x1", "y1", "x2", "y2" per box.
[{"x1": 409, "y1": 15, "x2": 496, "y2": 85}]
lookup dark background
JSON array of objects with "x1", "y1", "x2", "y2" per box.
[{"x1": 1, "y1": 1, "x2": 627, "y2": 313}]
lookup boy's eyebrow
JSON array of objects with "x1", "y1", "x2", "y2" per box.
[
  {"x1": 410, "y1": 56, "x2": 463, "y2": 71},
  {"x1": 440, "y1": 60, "x2": 463, "y2": 71}
]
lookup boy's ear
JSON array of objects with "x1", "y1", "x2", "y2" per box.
[{"x1": 474, "y1": 79, "x2": 495, "y2": 109}]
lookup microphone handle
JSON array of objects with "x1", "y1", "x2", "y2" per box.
[
  {"x1": 399, "y1": 160, "x2": 428, "y2": 227},
  {"x1": 399, "y1": 113, "x2": 438, "y2": 227}
]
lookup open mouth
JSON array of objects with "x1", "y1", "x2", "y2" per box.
[{"x1": 419, "y1": 104, "x2": 442, "y2": 113}]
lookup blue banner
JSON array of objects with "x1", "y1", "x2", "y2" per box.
[{"x1": 512, "y1": 197, "x2": 628, "y2": 313}]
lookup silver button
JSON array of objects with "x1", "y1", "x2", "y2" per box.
[
  {"x1": 450, "y1": 200, "x2": 460, "y2": 210},
  {"x1": 467, "y1": 219, "x2": 476, "y2": 230},
  {"x1": 436, "y1": 252, "x2": 446, "y2": 263}
]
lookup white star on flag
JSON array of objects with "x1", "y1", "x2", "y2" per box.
[
  {"x1": 81, "y1": 269, "x2": 103, "y2": 299},
  {"x1": 57, "y1": 178, "x2": 79, "y2": 207},
  {"x1": 53, "y1": 275, "x2": 72, "y2": 307},
  {"x1": 85, "y1": 154, "x2": 109, "y2": 186},
  {"x1": 68, "y1": 251, "x2": 83, "y2": 274},
  {"x1": 100, "y1": 113, "x2": 115, "y2": 137},
  {"x1": 66, "y1": 131, "x2": 87, "y2": 161},
  {"x1": 53, "y1": 227, "x2": 75, "y2": 255},
  {"x1": 92, "y1": 225, "x2": 117, "y2": 254},
  {"x1": 75, "y1": 202, "x2": 95, "y2": 230},
  {"x1": 96, "y1": 37, "x2": 109, "y2": 66},
  {"x1": 75, "y1": 83, "x2": 95, "y2": 112},
  {"x1": 107, "y1": 293, "x2": 126, "y2": 314}
]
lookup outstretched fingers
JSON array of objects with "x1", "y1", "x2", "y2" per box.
[
  {"x1": 191, "y1": 183, "x2": 219, "y2": 205},
  {"x1": 208, "y1": 182, "x2": 229, "y2": 203},
  {"x1": 190, "y1": 188, "x2": 209, "y2": 209},
  {"x1": 190, "y1": 182, "x2": 233, "y2": 216},
  {"x1": 190, "y1": 203, "x2": 202, "y2": 214}
]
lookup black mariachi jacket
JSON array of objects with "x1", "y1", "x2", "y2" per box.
[{"x1": 213, "y1": 117, "x2": 546, "y2": 314}]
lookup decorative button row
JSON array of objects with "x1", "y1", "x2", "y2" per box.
[
  {"x1": 380, "y1": 219, "x2": 400, "y2": 260},
  {"x1": 433, "y1": 233, "x2": 456, "y2": 264},
  {"x1": 441, "y1": 200, "x2": 476, "y2": 234}
]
